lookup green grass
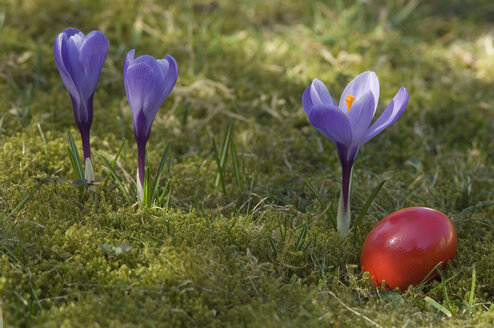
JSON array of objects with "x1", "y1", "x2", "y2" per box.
[{"x1": 1, "y1": 0, "x2": 494, "y2": 326}]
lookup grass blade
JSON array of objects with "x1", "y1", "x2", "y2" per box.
[
  {"x1": 151, "y1": 144, "x2": 170, "y2": 203},
  {"x1": 304, "y1": 179, "x2": 336, "y2": 230},
  {"x1": 116, "y1": 116, "x2": 127, "y2": 158},
  {"x1": 212, "y1": 137, "x2": 226, "y2": 194},
  {"x1": 37, "y1": 123, "x2": 48, "y2": 168},
  {"x1": 157, "y1": 179, "x2": 171, "y2": 208},
  {"x1": 231, "y1": 139, "x2": 243, "y2": 189},
  {"x1": 355, "y1": 180, "x2": 385, "y2": 227},
  {"x1": 102, "y1": 139, "x2": 126, "y2": 188},
  {"x1": 165, "y1": 183, "x2": 172, "y2": 209},
  {"x1": 99, "y1": 153, "x2": 131, "y2": 203},
  {"x1": 68, "y1": 131, "x2": 84, "y2": 180},
  {"x1": 424, "y1": 296, "x2": 452, "y2": 317},
  {"x1": 143, "y1": 166, "x2": 151, "y2": 207},
  {"x1": 267, "y1": 235, "x2": 278, "y2": 258},
  {"x1": 294, "y1": 223, "x2": 308, "y2": 252},
  {"x1": 214, "y1": 121, "x2": 233, "y2": 188},
  {"x1": 66, "y1": 147, "x2": 83, "y2": 187},
  {"x1": 418, "y1": 261, "x2": 444, "y2": 288},
  {"x1": 0, "y1": 115, "x2": 4, "y2": 139},
  {"x1": 0, "y1": 12, "x2": 5, "y2": 31},
  {"x1": 245, "y1": 158, "x2": 261, "y2": 216},
  {"x1": 6, "y1": 182, "x2": 43, "y2": 220},
  {"x1": 468, "y1": 265, "x2": 476, "y2": 314}
]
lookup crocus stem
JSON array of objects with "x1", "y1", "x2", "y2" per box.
[
  {"x1": 79, "y1": 126, "x2": 91, "y2": 161},
  {"x1": 78, "y1": 125, "x2": 95, "y2": 182},
  {"x1": 84, "y1": 157, "x2": 95, "y2": 182},
  {"x1": 136, "y1": 141, "x2": 146, "y2": 202},
  {"x1": 337, "y1": 161, "x2": 354, "y2": 235}
]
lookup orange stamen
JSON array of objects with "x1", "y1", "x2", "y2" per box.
[{"x1": 345, "y1": 94, "x2": 355, "y2": 111}]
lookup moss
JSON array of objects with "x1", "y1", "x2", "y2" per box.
[{"x1": 1, "y1": 0, "x2": 494, "y2": 326}]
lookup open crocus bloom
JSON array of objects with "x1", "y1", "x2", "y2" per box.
[
  {"x1": 303, "y1": 71, "x2": 409, "y2": 234},
  {"x1": 123, "y1": 49, "x2": 178, "y2": 201},
  {"x1": 54, "y1": 28, "x2": 109, "y2": 181}
]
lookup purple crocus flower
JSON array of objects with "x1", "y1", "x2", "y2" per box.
[
  {"x1": 303, "y1": 71, "x2": 409, "y2": 234},
  {"x1": 123, "y1": 49, "x2": 178, "y2": 201},
  {"x1": 54, "y1": 28, "x2": 109, "y2": 180}
]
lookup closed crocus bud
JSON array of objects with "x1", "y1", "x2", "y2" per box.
[
  {"x1": 123, "y1": 49, "x2": 178, "y2": 201},
  {"x1": 54, "y1": 28, "x2": 109, "y2": 181}
]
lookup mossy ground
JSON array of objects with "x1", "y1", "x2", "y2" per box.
[{"x1": 1, "y1": 0, "x2": 494, "y2": 326}]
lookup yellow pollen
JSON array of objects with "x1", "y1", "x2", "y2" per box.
[{"x1": 345, "y1": 94, "x2": 355, "y2": 111}]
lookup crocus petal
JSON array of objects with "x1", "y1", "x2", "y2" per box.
[
  {"x1": 69, "y1": 32, "x2": 84, "y2": 49},
  {"x1": 54, "y1": 28, "x2": 109, "y2": 160},
  {"x1": 157, "y1": 55, "x2": 178, "y2": 103},
  {"x1": 339, "y1": 71, "x2": 379, "y2": 115},
  {"x1": 54, "y1": 29, "x2": 85, "y2": 104},
  {"x1": 346, "y1": 91, "x2": 375, "y2": 147},
  {"x1": 78, "y1": 31, "x2": 109, "y2": 99},
  {"x1": 123, "y1": 49, "x2": 135, "y2": 82},
  {"x1": 302, "y1": 86, "x2": 313, "y2": 115},
  {"x1": 54, "y1": 33, "x2": 79, "y2": 106},
  {"x1": 124, "y1": 54, "x2": 168, "y2": 139},
  {"x1": 308, "y1": 104, "x2": 352, "y2": 146},
  {"x1": 54, "y1": 28, "x2": 108, "y2": 118},
  {"x1": 62, "y1": 27, "x2": 82, "y2": 38},
  {"x1": 310, "y1": 79, "x2": 338, "y2": 107},
  {"x1": 362, "y1": 87, "x2": 409, "y2": 144}
]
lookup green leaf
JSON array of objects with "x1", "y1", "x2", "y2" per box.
[
  {"x1": 468, "y1": 265, "x2": 476, "y2": 314},
  {"x1": 157, "y1": 179, "x2": 171, "y2": 208},
  {"x1": 67, "y1": 131, "x2": 84, "y2": 180},
  {"x1": 267, "y1": 235, "x2": 278, "y2": 258},
  {"x1": 212, "y1": 137, "x2": 227, "y2": 194},
  {"x1": 355, "y1": 180, "x2": 385, "y2": 227},
  {"x1": 382, "y1": 291, "x2": 404, "y2": 306},
  {"x1": 294, "y1": 223, "x2": 309, "y2": 252},
  {"x1": 151, "y1": 144, "x2": 170, "y2": 204},
  {"x1": 418, "y1": 261, "x2": 444, "y2": 288},
  {"x1": 0, "y1": 115, "x2": 4, "y2": 139},
  {"x1": 214, "y1": 121, "x2": 233, "y2": 189},
  {"x1": 425, "y1": 296, "x2": 452, "y2": 317},
  {"x1": 304, "y1": 179, "x2": 336, "y2": 230},
  {"x1": 231, "y1": 139, "x2": 243, "y2": 189},
  {"x1": 143, "y1": 166, "x2": 151, "y2": 207},
  {"x1": 6, "y1": 182, "x2": 43, "y2": 220},
  {"x1": 117, "y1": 116, "x2": 127, "y2": 153},
  {"x1": 72, "y1": 179, "x2": 89, "y2": 186},
  {"x1": 102, "y1": 139, "x2": 126, "y2": 188},
  {"x1": 99, "y1": 153, "x2": 131, "y2": 203},
  {"x1": 165, "y1": 183, "x2": 172, "y2": 209}
]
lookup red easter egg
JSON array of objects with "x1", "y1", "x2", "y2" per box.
[{"x1": 360, "y1": 207, "x2": 457, "y2": 290}]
